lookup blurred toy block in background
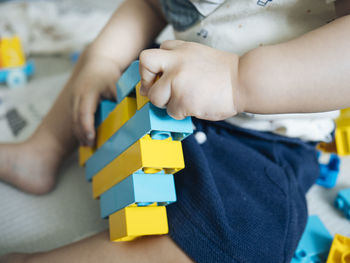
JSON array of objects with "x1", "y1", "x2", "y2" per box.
[
  {"x1": 291, "y1": 215, "x2": 333, "y2": 263},
  {"x1": 316, "y1": 152, "x2": 340, "y2": 189},
  {"x1": 335, "y1": 188, "x2": 350, "y2": 220},
  {"x1": 326, "y1": 234, "x2": 350, "y2": 263}
]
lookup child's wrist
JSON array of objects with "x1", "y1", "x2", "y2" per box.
[{"x1": 229, "y1": 52, "x2": 246, "y2": 115}]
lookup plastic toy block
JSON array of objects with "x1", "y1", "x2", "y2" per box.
[
  {"x1": 0, "y1": 60, "x2": 35, "y2": 88},
  {"x1": 0, "y1": 36, "x2": 25, "y2": 68},
  {"x1": 109, "y1": 206, "x2": 168, "y2": 242},
  {"x1": 91, "y1": 135, "x2": 184, "y2": 198},
  {"x1": 335, "y1": 109, "x2": 350, "y2": 156},
  {"x1": 116, "y1": 61, "x2": 140, "y2": 104},
  {"x1": 79, "y1": 146, "x2": 96, "y2": 167},
  {"x1": 316, "y1": 153, "x2": 340, "y2": 189},
  {"x1": 326, "y1": 234, "x2": 350, "y2": 263},
  {"x1": 291, "y1": 215, "x2": 333, "y2": 263},
  {"x1": 85, "y1": 102, "x2": 192, "y2": 180},
  {"x1": 79, "y1": 98, "x2": 136, "y2": 166},
  {"x1": 334, "y1": 188, "x2": 350, "y2": 220},
  {"x1": 94, "y1": 100, "x2": 117, "y2": 129},
  {"x1": 136, "y1": 82, "x2": 149, "y2": 110},
  {"x1": 96, "y1": 97, "x2": 136, "y2": 148},
  {"x1": 100, "y1": 171, "x2": 176, "y2": 218}
]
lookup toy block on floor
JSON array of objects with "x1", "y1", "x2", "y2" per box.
[
  {"x1": 0, "y1": 36, "x2": 25, "y2": 68},
  {"x1": 335, "y1": 109, "x2": 350, "y2": 156},
  {"x1": 109, "y1": 206, "x2": 168, "y2": 242},
  {"x1": 116, "y1": 61, "x2": 140, "y2": 103},
  {"x1": 326, "y1": 234, "x2": 350, "y2": 263},
  {"x1": 316, "y1": 153, "x2": 340, "y2": 189},
  {"x1": 335, "y1": 188, "x2": 350, "y2": 220},
  {"x1": 100, "y1": 171, "x2": 176, "y2": 218},
  {"x1": 92, "y1": 135, "x2": 184, "y2": 198},
  {"x1": 85, "y1": 102, "x2": 192, "y2": 180},
  {"x1": 291, "y1": 215, "x2": 333, "y2": 263}
]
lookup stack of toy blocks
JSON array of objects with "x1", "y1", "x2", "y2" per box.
[
  {"x1": 326, "y1": 234, "x2": 350, "y2": 263},
  {"x1": 79, "y1": 61, "x2": 193, "y2": 241},
  {"x1": 291, "y1": 215, "x2": 333, "y2": 263}
]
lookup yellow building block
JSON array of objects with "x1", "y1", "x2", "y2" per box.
[
  {"x1": 0, "y1": 36, "x2": 25, "y2": 68},
  {"x1": 78, "y1": 97, "x2": 137, "y2": 166},
  {"x1": 326, "y1": 234, "x2": 350, "y2": 263},
  {"x1": 79, "y1": 146, "x2": 95, "y2": 167},
  {"x1": 335, "y1": 109, "x2": 350, "y2": 156},
  {"x1": 97, "y1": 97, "x2": 137, "y2": 148},
  {"x1": 136, "y1": 82, "x2": 149, "y2": 110},
  {"x1": 109, "y1": 206, "x2": 168, "y2": 242},
  {"x1": 92, "y1": 135, "x2": 184, "y2": 198}
]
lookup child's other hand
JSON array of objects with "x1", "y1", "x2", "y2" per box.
[
  {"x1": 70, "y1": 49, "x2": 121, "y2": 146},
  {"x1": 139, "y1": 40, "x2": 242, "y2": 121}
]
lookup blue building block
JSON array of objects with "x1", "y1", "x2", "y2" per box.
[
  {"x1": 291, "y1": 215, "x2": 333, "y2": 263},
  {"x1": 116, "y1": 61, "x2": 140, "y2": 103},
  {"x1": 316, "y1": 153, "x2": 340, "y2": 189},
  {"x1": 335, "y1": 188, "x2": 350, "y2": 220},
  {"x1": 100, "y1": 171, "x2": 176, "y2": 218},
  {"x1": 85, "y1": 102, "x2": 193, "y2": 181},
  {"x1": 94, "y1": 100, "x2": 117, "y2": 128},
  {"x1": 0, "y1": 60, "x2": 35, "y2": 87}
]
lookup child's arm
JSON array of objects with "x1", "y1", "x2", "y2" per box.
[
  {"x1": 139, "y1": 12, "x2": 350, "y2": 120},
  {"x1": 238, "y1": 13, "x2": 350, "y2": 115},
  {"x1": 71, "y1": 0, "x2": 166, "y2": 146}
]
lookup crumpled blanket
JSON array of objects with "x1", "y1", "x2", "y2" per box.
[{"x1": 0, "y1": 0, "x2": 111, "y2": 55}]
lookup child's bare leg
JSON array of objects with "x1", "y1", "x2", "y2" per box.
[
  {"x1": 0, "y1": 81, "x2": 77, "y2": 194},
  {"x1": 2, "y1": 233, "x2": 193, "y2": 263}
]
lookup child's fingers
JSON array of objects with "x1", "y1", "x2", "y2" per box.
[
  {"x1": 78, "y1": 91, "x2": 99, "y2": 146},
  {"x1": 166, "y1": 98, "x2": 186, "y2": 120},
  {"x1": 160, "y1": 40, "x2": 185, "y2": 50},
  {"x1": 147, "y1": 74, "x2": 171, "y2": 109},
  {"x1": 139, "y1": 49, "x2": 172, "y2": 95},
  {"x1": 72, "y1": 96, "x2": 85, "y2": 145}
]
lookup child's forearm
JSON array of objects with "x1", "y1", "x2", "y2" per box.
[
  {"x1": 88, "y1": 0, "x2": 166, "y2": 74},
  {"x1": 238, "y1": 14, "x2": 350, "y2": 114}
]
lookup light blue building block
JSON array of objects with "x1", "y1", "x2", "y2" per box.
[
  {"x1": 0, "y1": 60, "x2": 35, "y2": 87},
  {"x1": 85, "y1": 102, "x2": 193, "y2": 181},
  {"x1": 116, "y1": 61, "x2": 140, "y2": 103},
  {"x1": 100, "y1": 171, "x2": 176, "y2": 218},
  {"x1": 335, "y1": 188, "x2": 350, "y2": 220},
  {"x1": 291, "y1": 215, "x2": 332, "y2": 263},
  {"x1": 316, "y1": 153, "x2": 340, "y2": 189},
  {"x1": 94, "y1": 100, "x2": 117, "y2": 128}
]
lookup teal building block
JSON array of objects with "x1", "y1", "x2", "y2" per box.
[
  {"x1": 100, "y1": 171, "x2": 176, "y2": 218},
  {"x1": 316, "y1": 153, "x2": 340, "y2": 189},
  {"x1": 291, "y1": 215, "x2": 332, "y2": 263},
  {"x1": 116, "y1": 61, "x2": 140, "y2": 103},
  {"x1": 85, "y1": 102, "x2": 193, "y2": 181},
  {"x1": 94, "y1": 100, "x2": 117, "y2": 128},
  {"x1": 335, "y1": 188, "x2": 350, "y2": 220}
]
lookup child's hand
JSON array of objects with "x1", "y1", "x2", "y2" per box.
[
  {"x1": 70, "y1": 50, "x2": 121, "y2": 146},
  {"x1": 139, "y1": 40, "x2": 242, "y2": 120}
]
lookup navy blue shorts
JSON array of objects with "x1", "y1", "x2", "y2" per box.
[{"x1": 167, "y1": 119, "x2": 319, "y2": 263}]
